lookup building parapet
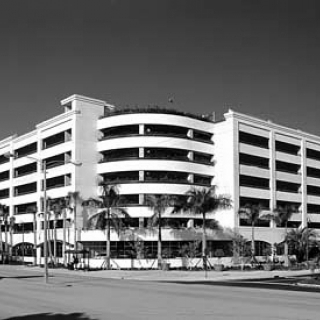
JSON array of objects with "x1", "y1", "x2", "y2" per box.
[
  {"x1": 102, "y1": 106, "x2": 215, "y2": 123},
  {"x1": 60, "y1": 94, "x2": 108, "y2": 108},
  {"x1": 225, "y1": 109, "x2": 320, "y2": 144},
  {"x1": 0, "y1": 135, "x2": 17, "y2": 149}
]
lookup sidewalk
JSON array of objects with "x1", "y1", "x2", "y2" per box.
[{"x1": 12, "y1": 264, "x2": 320, "y2": 283}]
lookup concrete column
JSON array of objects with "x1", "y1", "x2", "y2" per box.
[
  {"x1": 139, "y1": 194, "x2": 144, "y2": 205},
  {"x1": 8, "y1": 146, "x2": 14, "y2": 220},
  {"x1": 269, "y1": 130, "x2": 276, "y2": 228},
  {"x1": 36, "y1": 247, "x2": 41, "y2": 265},
  {"x1": 233, "y1": 119, "x2": 240, "y2": 229},
  {"x1": 139, "y1": 124, "x2": 144, "y2": 135},
  {"x1": 300, "y1": 139, "x2": 307, "y2": 228}
]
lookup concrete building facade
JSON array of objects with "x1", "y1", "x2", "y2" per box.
[{"x1": 0, "y1": 94, "x2": 319, "y2": 264}]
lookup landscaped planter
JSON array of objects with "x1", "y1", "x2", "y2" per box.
[
  {"x1": 161, "y1": 262, "x2": 170, "y2": 271},
  {"x1": 262, "y1": 263, "x2": 274, "y2": 271},
  {"x1": 309, "y1": 262, "x2": 316, "y2": 273},
  {"x1": 214, "y1": 264, "x2": 224, "y2": 271}
]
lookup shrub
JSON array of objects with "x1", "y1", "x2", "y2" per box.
[{"x1": 101, "y1": 106, "x2": 215, "y2": 123}]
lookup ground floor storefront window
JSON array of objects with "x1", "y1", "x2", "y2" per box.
[{"x1": 80, "y1": 240, "x2": 232, "y2": 259}]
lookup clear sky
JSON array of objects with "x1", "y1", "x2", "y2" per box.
[{"x1": 0, "y1": 0, "x2": 320, "y2": 138}]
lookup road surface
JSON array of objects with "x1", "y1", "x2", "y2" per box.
[{"x1": 0, "y1": 267, "x2": 319, "y2": 320}]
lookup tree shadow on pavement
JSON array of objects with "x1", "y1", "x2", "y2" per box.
[{"x1": 2, "y1": 313, "x2": 98, "y2": 320}]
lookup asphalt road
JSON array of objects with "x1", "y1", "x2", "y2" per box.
[{"x1": 0, "y1": 267, "x2": 319, "y2": 320}]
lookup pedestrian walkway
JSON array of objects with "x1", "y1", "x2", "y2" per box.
[{"x1": 6, "y1": 264, "x2": 319, "y2": 283}]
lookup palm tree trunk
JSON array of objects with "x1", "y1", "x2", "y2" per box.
[
  {"x1": 251, "y1": 222, "x2": 255, "y2": 260},
  {"x1": 73, "y1": 205, "x2": 77, "y2": 253},
  {"x1": 4, "y1": 221, "x2": 8, "y2": 263},
  {"x1": 106, "y1": 209, "x2": 111, "y2": 270},
  {"x1": 9, "y1": 229, "x2": 13, "y2": 263},
  {"x1": 0, "y1": 221, "x2": 2, "y2": 263},
  {"x1": 62, "y1": 209, "x2": 66, "y2": 267},
  {"x1": 158, "y1": 212, "x2": 162, "y2": 269},
  {"x1": 284, "y1": 222, "x2": 289, "y2": 267},
  {"x1": 202, "y1": 212, "x2": 207, "y2": 272},
  {"x1": 33, "y1": 213, "x2": 37, "y2": 265},
  {"x1": 53, "y1": 214, "x2": 57, "y2": 266},
  {"x1": 47, "y1": 219, "x2": 53, "y2": 265}
]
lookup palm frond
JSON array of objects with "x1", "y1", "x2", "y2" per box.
[
  {"x1": 0, "y1": 204, "x2": 9, "y2": 218},
  {"x1": 9, "y1": 216, "x2": 15, "y2": 230},
  {"x1": 147, "y1": 214, "x2": 160, "y2": 228},
  {"x1": 66, "y1": 191, "x2": 82, "y2": 208},
  {"x1": 238, "y1": 203, "x2": 267, "y2": 223},
  {"x1": 83, "y1": 184, "x2": 131, "y2": 232},
  {"x1": 145, "y1": 194, "x2": 176, "y2": 219},
  {"x1": 26, "y1": 205, "x2": 37, "y2": 214},
  {"x1": 206, "y1": 218, "x2": 222, "y2": 230},
  {"x1": 273, "y1": 205, "x2": 298, "y2": 226},
  {"x1": 99, "y1": 184, "x2": 120, "y2": 208},
  {"x1": 82, "y1": 198, "x2": 103, "y2": 208},
  {"x1": 181, "y1": 187, "x2": 231, "y2": 216},
  {"x1": 85, "y1": 208, "x2": 106, "y2": 229}
]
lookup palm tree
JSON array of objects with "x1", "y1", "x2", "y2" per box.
[
  {"x1": 144, "y1": 194, "x2": 175, "y2": 268},
  {"x1": 0, "y1": 215, "x2": 2, "y2": 262},
  {"x1": 285, "y1": 227, "x2": 318, "y2": 263},
  {"x1": 2, "y1": 209, "x2": 10, "y2": 263},
  {"x1": 49, "y1": 193, "x2": 82, "y2": 267},
  {"x1": 49, "y1": 197, "x2": 68, "y2": 266},
  {"x1": 49, "y1": 199, "x2": 58, "y2": 266},
  {"x1": 272, "y1": 205, "x2": 296, "y2": 266},
  {"x1": 9, "y1": 215, "x2": 15, "y2": 263},
  {"x1": 238, "y1": 203, "x2": 271, "y2": 261},
  {"x1": 83, "y1": 184, "x2": 129, "y2": 270},
  {"x1": 174, "y1": 186, "x2": 231, "y2": 271},
  {"x1": 39, "y1": 197, "x2": 54, "y2": 266},
  {"x1": 0, "y1": 204, "x2": 9, "y2": 263},
  {"x1": 26, "y1": 204, "x2": 38, "y2": 265},
  {"x1": 65, "y1": 192, "x2": 82, "y2": 255},
  {"x1": 228, "y1": 230, "x2": 249, "y2": 264},
  {"x1": 41, "y1": 198, "x2": 54, "y2": 266}
]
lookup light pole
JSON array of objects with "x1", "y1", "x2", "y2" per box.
[
  {"x1": 5, "y1": 152, "x2": 81, "y2": 283},
  {"x1": 41, "y1": 159, "x2": 81, "y2": 280}
]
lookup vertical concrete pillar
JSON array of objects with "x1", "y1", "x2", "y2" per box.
[
  {"x1": 139, "y1": 194, "x2": 144, "y2": 205},
  {"x1": 232, "y1": 119, "x2": 240, "y2": 229},
  {"x1": 269, "y1": 130, "x2": 276, "y2": 228},
  {"x1": 139, "y1": 217, "x2": 144, "y2": 229},
  {"x1": 300, "y1": 139, "x2": 307, "y2": 228},
  {"x1": 139, "y1": 124, "x2": 144, "y2": 135}
]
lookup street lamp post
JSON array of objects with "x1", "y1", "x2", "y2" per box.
[
  {"x1": 42, "y1": 160, "x2": 48, "y2": 282},
  {"x1": 5, "y1": 152, "x2": 81, "y2": 283},
  {"x1": 42, "y1": 160, "x2": 81, "y2": 282}
]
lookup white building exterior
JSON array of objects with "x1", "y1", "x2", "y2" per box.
[{"x1": 0, "y1": 94, "x2": 320, "y2": 264}]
